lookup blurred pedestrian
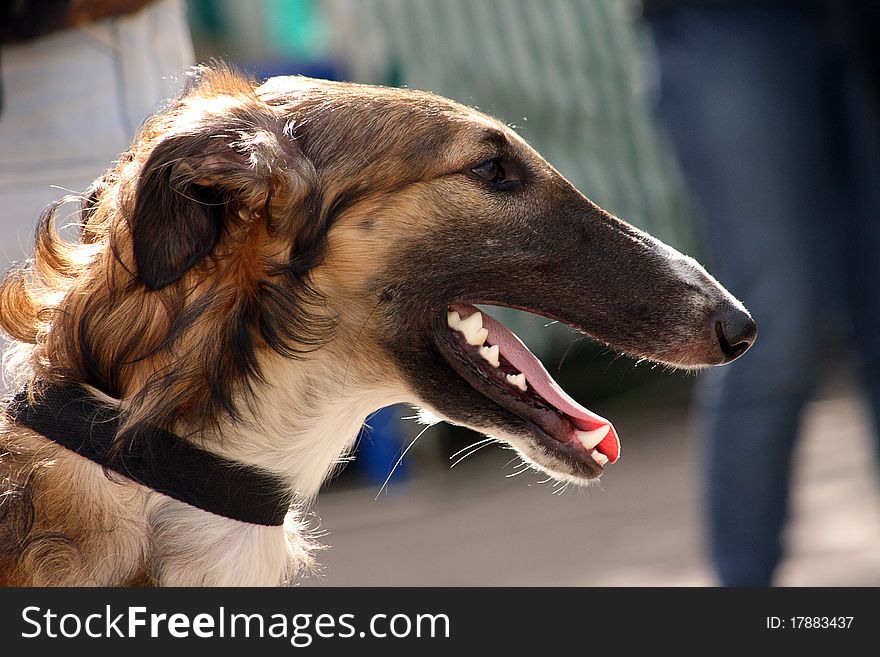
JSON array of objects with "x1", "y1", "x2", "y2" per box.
[{"x1": 644, "y1": 0, "x2": 880, "y2": 585}]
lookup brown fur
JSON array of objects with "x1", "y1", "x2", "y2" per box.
[
  {"x1": 0, "y1": 65, "x2": 752, "y2": 585},
  {"x1": 0, "y1": 421, "x2": 150, "y2": 585}
]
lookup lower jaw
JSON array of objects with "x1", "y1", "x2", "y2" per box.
[{"x1": 515, "y1": 423, "x2": 605, "y2": 481}]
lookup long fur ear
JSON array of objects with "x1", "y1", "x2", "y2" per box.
[
  {"x1": 130, "y1": 119, "x2": 312, "y2": 290},
  {"x1": 130, "y1": 138, "x2": 224, "y2": 290}
]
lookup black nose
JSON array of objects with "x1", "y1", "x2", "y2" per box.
[{"x1": 711, "y1": 305, "x2": 757, "y2": 363}]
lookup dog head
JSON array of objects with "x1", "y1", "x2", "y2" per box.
[{"x1": 1, "y1": 66, "x2": 754, "y2": 488}]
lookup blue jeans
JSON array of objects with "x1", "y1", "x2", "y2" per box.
[{"x1": 648, "y1": 6, "x2": 880, "y2": 585}]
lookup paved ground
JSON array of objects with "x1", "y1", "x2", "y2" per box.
[{"x1": 301, "y1": 377, "x2": 880, "y2": 586}]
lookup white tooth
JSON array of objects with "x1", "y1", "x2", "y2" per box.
[
  {"x1": 447, "y1": 310, "x2": 463, "y2": 329},
  {"x1": 458, "y1": 311, "x2": 487, "y2": 346},
  {"x1": 506, "y1": 372, "x2": 527, "y2": 392},
  {"x1": 478, "y1": 344, "x2": 500, "y2": 367},
  {"x1": 591, "y1": 451, "x2": 609, "y2": 466},
  {"x1": 575, "y1": 426, "x2": 610, "y2": 450}
]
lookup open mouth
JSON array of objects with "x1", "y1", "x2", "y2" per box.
[{"x1": 433, "y1": 303, "x2": 620, "y2": 476}]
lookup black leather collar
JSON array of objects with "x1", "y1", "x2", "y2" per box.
[{"x1": 5, "y1": 383, "x2": 292, "y2": 526}]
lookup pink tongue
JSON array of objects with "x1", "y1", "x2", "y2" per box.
[{"x1": 452, "y1": 305, "x2": 620, "y2": 464}]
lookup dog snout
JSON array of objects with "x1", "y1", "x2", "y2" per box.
[{"x1": 710, "y1": 304, "x2": 757, "y2": 363}]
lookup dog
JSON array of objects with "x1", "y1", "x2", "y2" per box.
[{"x1": 0, "y1": 65, "x2": 755, "y2": 586}]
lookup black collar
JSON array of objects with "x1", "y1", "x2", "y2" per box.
[{"x1": 5, "y1": 383, "x2": 292, "y2": 526}]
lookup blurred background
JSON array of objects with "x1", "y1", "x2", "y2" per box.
[{"x1": 2, "y1": 0, "x2": 879, "y2": 586}]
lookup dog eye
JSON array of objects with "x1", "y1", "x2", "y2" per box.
[
  {"x1": 471, "y1": 158, "x2": 520, "y2": 190},
  {"x1": 472, "y1": 159, "x2": 504, "y2": 182}
]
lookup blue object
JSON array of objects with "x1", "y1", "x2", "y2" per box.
[{"x1": 356, "y1": 405, "x2": 409, "y2": 486}]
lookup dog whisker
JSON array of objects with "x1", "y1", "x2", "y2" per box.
[
  {"x1": 556, "y1": 336, "x2": 583, "y2": 373},
  {"x1": 505, "y1": 459, "x2": 533, "y2": 478},
  {"x1": 341, "y1": 299, "x2": 382, "y2": 395},
  {"x1": 448, "y1": 437, "x2": 496, "y2": 461},
  {"x1": 374, "y1": 422, "x2": 433, "y2": 499},
  {"x1": 449, "y1": 438, "x2": 497, "y2": 469}
]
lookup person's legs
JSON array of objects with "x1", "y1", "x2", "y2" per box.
[
  {"x1": 834, "y1": 43, "x2": 880, "y2": 463},
  {"x1": 649, "y1": 6, "x2": 834, "y2": 585}
]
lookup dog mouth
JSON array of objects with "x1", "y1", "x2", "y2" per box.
[{"x1": 432, "y1": 303, "x2": 620, "y2": 475}]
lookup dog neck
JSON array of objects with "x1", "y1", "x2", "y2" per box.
[
  {"x1": 133, "y1": 345, "x2": 410, "y2": 585},
  {"x1": 190, "y1": 350, "x2": 408, "y2": 500}
]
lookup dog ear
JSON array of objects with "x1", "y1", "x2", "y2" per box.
[{"x1": 130, "y1": 122, "x2": 312, "y2": 290}]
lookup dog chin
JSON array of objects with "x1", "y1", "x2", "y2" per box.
[
  {"x1": 414, "y1": 405, "x2": 602, "y2": 486},
  {"x1": 487, "y1": 427, "x2": 603, "y2": 486}
]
